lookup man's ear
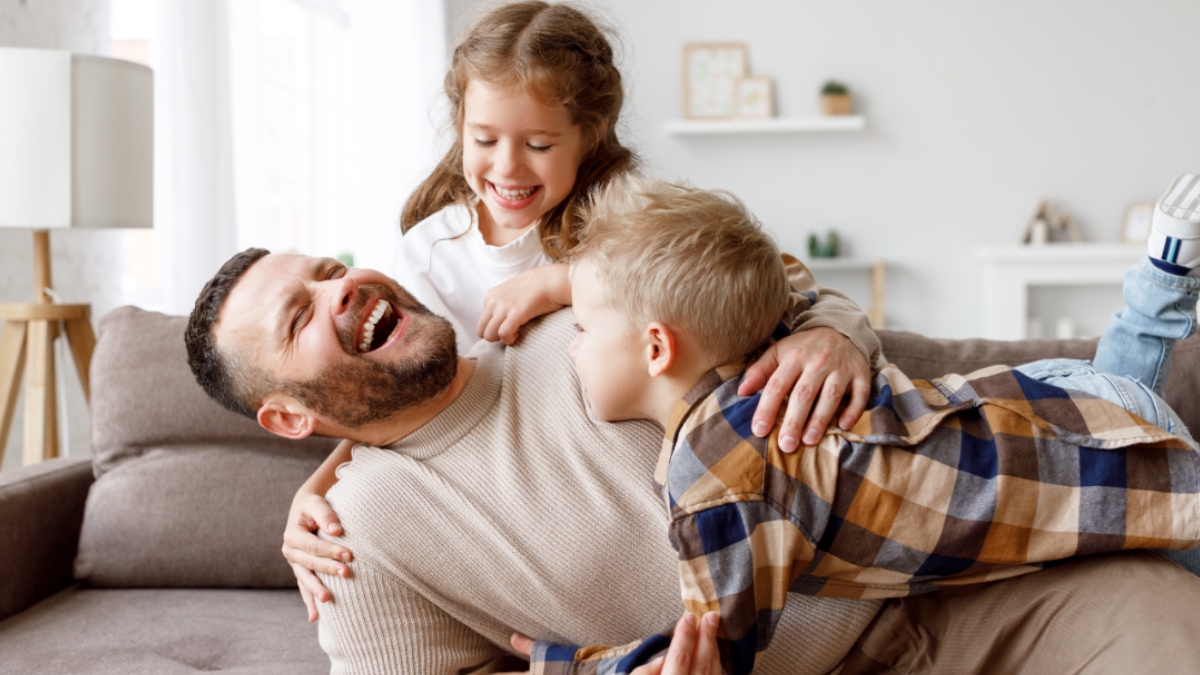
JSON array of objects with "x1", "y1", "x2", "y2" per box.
[
  {"x1": 257, "y1": 392, "x2": 317, "y2": 440},
  {"x1": 645, "y1": 321, "x2": 677, "y2": 377}
]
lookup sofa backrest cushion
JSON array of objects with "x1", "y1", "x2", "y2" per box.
[
  {"x1": 73, "y1": 310, "x2": 1200, "y2": 589},
  {"x1": 88, "y1": 306, "x2": 334, "y2": 476},
  {"x1": 75, "y1": 306, "x2": 338, "y2": 588},
  {"x1": 880, "y1": 329, "x2": 1200, "y2": 436}
]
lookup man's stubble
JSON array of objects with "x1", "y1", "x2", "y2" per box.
[{"x1": 282, "y1": 285, "x2": 459, "y2": 429}]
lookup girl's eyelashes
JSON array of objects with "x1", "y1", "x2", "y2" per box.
[{"x1": 471, "y1": 137, "x2": 552, "y2": 152}]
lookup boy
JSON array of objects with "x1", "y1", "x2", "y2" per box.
[{"x1": 529, "y1": 174, "x2": 1200, "y2": 675}]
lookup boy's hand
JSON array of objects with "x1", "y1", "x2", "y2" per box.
[
  {"x1": 478, "y1": 264, "x2": 571, "y2": 345},
  {"x1": 739, "y1": 326, "x2": 871, "y2": 453},
  {"x1": 282, "y1": 491, "x2": 354, "y2": 622}
]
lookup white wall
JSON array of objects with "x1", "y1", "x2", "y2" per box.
[
  {"x1": 0, "y1": 0, "x2": 113, "y2": 470},
  {"x1": 449, "y1": 0, "x2": 1200, "y2": 337}
]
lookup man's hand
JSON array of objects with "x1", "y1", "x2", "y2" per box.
[
  {"x1": 495, "y1": 633, "x2": 536, "y2": 675},
  {"x1": 282, "y1": 491, "x2": 354, "y2": 622},
  {"x1": 633, "y1": 613, "x2": 722, "y2": 675},
  {"x1": 502, "y1": 613, "x2": 721, "y2": 675},
  {"x1": 477, "y1": 264, "x2": 571, "y2": 345},
  {"x1": 739, "y1": 326, "x2": 871, "y2": 453}
]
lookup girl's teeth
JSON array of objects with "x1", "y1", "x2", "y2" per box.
[{"x1": 494, "y1": 184, "x2": 535, "y2": 200}]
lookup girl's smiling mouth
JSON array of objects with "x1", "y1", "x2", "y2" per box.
[{"x1": 488, "y1": 181, "x2": 540, "y2": 208}]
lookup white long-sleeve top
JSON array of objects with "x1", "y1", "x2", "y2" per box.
[{"x1": 393, "y1": 202, "x2": 552, "y2": 354}]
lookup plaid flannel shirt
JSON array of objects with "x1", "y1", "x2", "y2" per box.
[{"x1": 531, "y1": 361, "x2": 1200, "y2": 675}]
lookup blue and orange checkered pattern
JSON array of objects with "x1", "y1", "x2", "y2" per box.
[{"x1": 531, "y1": 362, "x2": 1200, "y2": 675}]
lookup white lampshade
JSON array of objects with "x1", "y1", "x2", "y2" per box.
[{"x1": 0, "y1": 47, "x2": 153, "y2": 230}]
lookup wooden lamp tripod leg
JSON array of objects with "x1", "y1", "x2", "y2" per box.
[
  {"x1": 0, "y1": 319, "x2": 28, "y2": 454},
  {"x1": 0, "y1": 231, "x2": 96, "y2": 466},
  {"x1": 23, "y1": 317, "x2": 56, "y2": 463}
]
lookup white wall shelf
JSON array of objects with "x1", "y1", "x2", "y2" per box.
[
  {"x1": 664, "y1": 116, "x2": 867, "y2": 136},
  {"x1": 977, "y1": 243, "x2": 1144, "y2": 340}
]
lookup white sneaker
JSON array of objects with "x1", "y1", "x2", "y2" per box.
[{"x1": 1147, "y1": 174, "x2": 1200, "y2": 277}]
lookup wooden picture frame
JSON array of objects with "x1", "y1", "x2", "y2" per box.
[
  {"x1": 735, "y1": 76, "x2": 773, "y2": 118},
  {"x1": 1122, "y1": 202, "x2": 1155, "y2": 244},
  {"x1": 683, "y1": 43, "x2": 747, "y2": 119}
]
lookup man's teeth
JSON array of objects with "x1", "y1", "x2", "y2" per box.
[
  {"x1": 358, "y1": 300, "x2": 391, "y2": 353},
  {"x1": 493, "y1": 184, "x2": 536, "y2": 201}
]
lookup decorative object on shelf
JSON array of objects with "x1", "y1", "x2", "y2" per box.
[
  {"x1": 683, "y1": 43, "x2": 747, "y2": 119},
  {"x1": 1021, "y1": 199, "x2": 1082, "y2": 245},
  {"x1": 734, "y1": 76, "x2": 773, "y2": 118},
  {"x1": 0, "y1": 47, "x2": 154, "y2": 466},
  {"x1": 1122, "y1": 202, "x2": 1155, "y2": 244},
  {"x1": 820, "y1": 80, "x2": 853, "y2": 116},
  {"x1": 808, "y1": 230, "x2": 840, "y2": 258}
]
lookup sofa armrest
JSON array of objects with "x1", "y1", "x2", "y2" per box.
[{"x1": 0, "y1": 456, "x2": 94, "y2": 622}]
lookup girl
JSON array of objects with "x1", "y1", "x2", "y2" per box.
[
  {"x1": 282, "y1": 0, "x2": 881, "y2": 627},
  {"x1": 397, "y1": 0, "x2": 636, "y2": 354}
]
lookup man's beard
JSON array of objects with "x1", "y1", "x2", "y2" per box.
[{"x1": 282, "y1": 286, "x2": 459, "y2": 429}]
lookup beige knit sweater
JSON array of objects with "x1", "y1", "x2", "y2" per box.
[{"x1": 318, "y1": 303, "x2": 882, "y2": 673}]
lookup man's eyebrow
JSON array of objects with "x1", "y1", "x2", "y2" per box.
[{"x1": 465, "y1": 121, "x2": 564, "y2": 137}]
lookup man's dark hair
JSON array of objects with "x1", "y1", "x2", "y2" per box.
[{"x1": 185, "y1": 247, "x2": 271, "y2": 419}]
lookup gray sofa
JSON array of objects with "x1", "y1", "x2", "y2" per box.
[{"x1": 2, "y1": 306, "x2": 1199, "y2": 673}]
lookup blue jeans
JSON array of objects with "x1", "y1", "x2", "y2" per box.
[{"x1": 1014, "y1": 256, "x2": 1200, "y2": 573}]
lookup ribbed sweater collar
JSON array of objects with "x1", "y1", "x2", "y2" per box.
[{"x1": 387, "y1": 348, "x2": 504, "y2": 461}]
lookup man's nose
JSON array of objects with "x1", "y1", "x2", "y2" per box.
[{"x1": 329, "y1": 275, "x2": 359, "y2": 315}]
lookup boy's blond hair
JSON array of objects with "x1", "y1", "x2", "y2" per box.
[{"x1": 574, "y1": 175, "x2": 790, "y2": 366}]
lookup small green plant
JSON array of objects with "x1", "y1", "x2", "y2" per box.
[
  {"x1": 821, "y1": 80, "x2": 849, "y2": 96},
  {"x1": 807, "y1": 230, "x2": 839, "y2": 258}
]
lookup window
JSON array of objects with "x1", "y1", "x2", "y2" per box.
[{"x1": 261, "y1": 0, "x2": 355, "y2": 261}]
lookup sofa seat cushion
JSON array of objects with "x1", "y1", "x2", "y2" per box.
[
  {"x1": 0, "y1": 587, "x2": 325, "y2": 674},
  {"x1": 75, "y1": 449, "x2": 323, "y2": 587}
]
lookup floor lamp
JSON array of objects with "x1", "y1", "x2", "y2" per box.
[{"x1": 0, "y1": 48, "x2": 153, "y2": 466}]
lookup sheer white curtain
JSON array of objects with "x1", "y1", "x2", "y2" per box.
[
  {"x1": 151, "y1": 0, "x2": 446, "y2": 314},
  {"x1": 153, "y1": 0, "x2": 237, "y2": 314}
]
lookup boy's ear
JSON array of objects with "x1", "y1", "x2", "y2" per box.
[
  {"x1": 256, "y1": 392, "x2": 317, "y2": 440},
  {"x1": 645, "y1": 321, "x2": 677, "y2": 377}
]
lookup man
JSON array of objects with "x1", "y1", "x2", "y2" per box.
[{"x1": 187, "y1": 250, "x2": 1200, "y2": 674}]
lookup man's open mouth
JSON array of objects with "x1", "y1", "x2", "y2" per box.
[{"x1": 357, "y1": 298, "x2": 401, "y2": 353}]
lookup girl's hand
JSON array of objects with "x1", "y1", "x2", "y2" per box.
[
  {"x1": 477, "y1": 264, "x2": 571, "y2": 345},
  {"x1": 282, "y1": 490, "x2": 354, "y2": 622},
  {"x1": 739, "y1": 326, "x2": 872, "y2": 453}
]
